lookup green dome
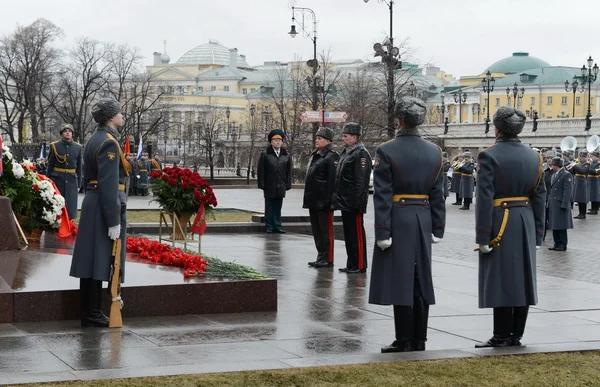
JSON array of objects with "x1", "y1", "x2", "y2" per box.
[{"x1": 486, "y1": 52, "x2": 550, "y2": 74}]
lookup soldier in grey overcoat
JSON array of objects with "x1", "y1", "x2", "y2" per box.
[
  {"x1": 450, "y1": 153, "x2": 464, "y2": 205},
  {"x1": 572, "y1": 150, "x2": 590, "y2": 218},
  {"x1": 47, "y1": 124, "x2": 83, "y2": 220},
  {"x1": 442, "y1": 152, "x2": 450, "y2": 200},
  {"x1": 70, "y1": 98, "x2": 128, "y2": 328},
  {"x1": 587, "y1": 151, "x2": 600, "y2": 214},
  {"x1": 458, "y1": 151, "x2": 475, "y2": 210},
  {"x1": 547, "y1": 157, "x2": 574, "y2": 251},
  {"x1": 137, "y1": 152, "x2": 150, "y2": 196},
  {"x1": 474, "y1": 106, "x2": 546, "y2": 348},
  {"x1": 369, "y1": 97, "x2": 446, "y2": 353}
]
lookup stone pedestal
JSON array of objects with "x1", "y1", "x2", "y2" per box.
[{"x1": 0, "y1": 197, "x2": 20, "y2": 251}]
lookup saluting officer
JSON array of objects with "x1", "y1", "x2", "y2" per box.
[
  {"x1": 47, "y1": 124, "x2": 83, "y2": 219},
  {"x1": 70, "y1": 98, "x2": 129, "y2": 327},
  {"x1": 572, "y1": 150, "x2": 590, "y2": 219},
  {"x1": 458, "y1": 151, "x2": 475, "y2": 210},
  {"x1": 304, "y1": 127, "x2": 340, "y2": 268},
  {"x1": 450, "y1": 153, "x2": 464, "y2": 205},
  {"x1": 474, "y1": 106, "x2": 546, "y2": 348},
  {"x1": 588, "y1": 151, "x2": 600, "y2": 215},
  {"x1": 442, "y1": 152, "x2": 450, "y2": 201},
  {"x1": 369, "y1": 97, "x2": 446, "y2": 353},
  {"x1": 548, "y1": 157, "x2": 574, "y2": 251},
  {"x1": 331, "y1": 122, "x2": 372, "y2": 274}
]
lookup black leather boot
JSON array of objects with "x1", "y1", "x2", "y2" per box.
[
  {"x1": 412, "y1": 293, "x2": 429, "y2": 351},
  {"x1": 82, "y1": 279, "x2": 109, "y2": 328},
  {"x1": 511, "y1": 306, "x2": 529, "y2": 346},
  {"x1": 382, "y1": 306, "x2": 414, "y2": 353},
  {"x1": 475, "y1": 307, "x2": 512, "y2": 348}
]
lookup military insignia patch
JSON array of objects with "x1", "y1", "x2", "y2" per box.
[
  {"x1": 568, "y1": 177, "x2": 572, "y2": 182},
  {"x1": 360, "y1": 157, "x2": 367, "y2": 168},
  {"x1": 107, "y1": 152, "x2": 116, "y2": 161},
  {"x1": 334, "y1": 160, "x2": 339, "y2": 167},
  {"x1": 374, "y1": 158, "x2": 380, "y2": 167}
]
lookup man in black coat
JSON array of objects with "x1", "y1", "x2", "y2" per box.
[
  {"x1": 331, "y1": 123, "x2": 372, "y2": 274},
  {"x1": 304, "y1": 127, "x2": 340, "y2": 268},
  {"x1": 257, "y1": 129, "x2": 293, "y2": 233},
  {"x1": 542, "y1": 151, "x2": 554, "y2": 241},
  {"x1": 442, "y1": 152, "x2": 450, "y2": 200}
]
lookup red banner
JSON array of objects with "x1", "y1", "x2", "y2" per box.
[
  {"x1": 124, "y1": 137, "x2": 131, "y2": 154},
  {"x1": 190, "y1": 201, "x2": 207, "y2": 235}
]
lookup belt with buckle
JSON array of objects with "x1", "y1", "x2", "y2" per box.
[
  {"x1": 87, "y1": 179, "x2": 126, "y2": 192},
  {"x1": 54, "y1": 168, "x2": 76, "y2": 173}
]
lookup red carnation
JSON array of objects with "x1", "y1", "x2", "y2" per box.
[
  {"x1": 193, "y1": 189, "x2": 201, "y2": 200},
  {"x1": 161, "y1": 174, "x2": 169, "y2": 181},
  {"x1": 29, "y1": 165, "x2": 36, "y2": 171},
  {"x1": 184, "y1": 169, "x2": 193, "y2": 176},
  {"x1": 168, "y1": 178, "x2": 177, "y2": 186},
  {"x1": 181, "y1": 182, "x2": 189, "y2": 190},
  {"x1": 32, "y1": 184, "x2": 40, "y2": 191}
]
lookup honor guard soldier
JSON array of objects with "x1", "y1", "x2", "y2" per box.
[
  {"x1": 137, "y1": 152, "x2": 150, "y2": 196},
  {"x1": 450, "y1": 153, "x2": 464, "y2": 205},
  {"x1": 125, "y1": 153, "x2": 136, "y2": 196},
  {"x1": 304, "y1": 127, "x2": 340, "y2": 268},
  {"x1": 47, "y1": 124, "x2": 83, "y2": 220},
  {"x1": 572, "y1": 150, "x2": 590, "y2": 218},
  {"x1": 70, "y1": 98, "x2": 129, "y2": 327},
  {"x1": 369, "y1": 97, "x2": 446, "y2": 353},
  {"x1": 442, "y1": 152, "x2": 450, "y2": 201},
  {"x1": 588, "y1": 151, "x2": 600, "y2": 214},
  {"x1": 474, "y1": 107, "x2": 546, "y2": 348},
  {"x1": 548, "y1": 157, "x2": 573, "y2": 250},
  {"x1": 458, "y1": 151, "x2": 475, "y2": 210},
  {"x1": 331, "y1": 122, "x2": 372, "y2": 274}
]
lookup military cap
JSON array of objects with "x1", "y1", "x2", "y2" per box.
[
  {"x1": 395, "y1": 96, "x2": 427, "y2": 128},
  {"x1": 60, "y1": 124, "x2": 74, "y2": 134},
  {"x1": 551, "y1": 157, "x2": 563, "y2": 167},
  {"x1": 91, "y1": 98, "x2": 121, "y2": 124},
  {"x1": 268, "y1": 129, "x2": 285, "y2": 142},
  {"x1": 315, "y1": 127, "x2": 335, "y2": 142},
  {"x1": 463, "y1": 151, "x2": 472, "y2": 158},
  {"x1": 578, "y1": 150, "x2": 588, "y2": 157},
  {"x1": 493, "y1": 106, "x2": 526, "y2": 136},
  {"x1": 342, "y1": 122, "x2": 362, "y2": 136}
]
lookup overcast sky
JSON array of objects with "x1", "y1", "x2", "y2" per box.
[{"x1": 3, "y1": 0, "x2": 600, "y2": 77}]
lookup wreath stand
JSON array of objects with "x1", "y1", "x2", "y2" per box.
[{"x1": 158, "y1": 211, "x2": 201, "y2": 252}]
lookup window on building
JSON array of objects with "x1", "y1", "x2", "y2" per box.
[
  {"x1": 224, "y1": 86, "x2": 230, "y2": 92},
  {"x1": 167, "y1": 86, "x2": 174, "y2": 94},
  {"x1": 576, "y1": 96, "x2": 581, "y2": 105},
  {"x1": 592, "y1": 98, "x2": 595, "y2": 105},
  {"x1": 547, "y1": 96, "x2": 553, "y2": 105},
  {"x1": 507, "y1": 97, "x2": 512, "y2": 106},
  {"x1": 561, "y1": 96, "x2": 567, "y2": 104},
  {"x1": 180, "y1": 87, "x2": 186, "y2": 95},
  {"x1": 242, "y1": 88, "x2": 247, "y2": 95},
  {"x1": 530, "y1": 97, "x2": 535, "y2": 105},
  {"x1": 251, "y1": 88, "x2": 256, "y2": 93},
  {"x1": 495, "y1": 98, "x2": 500, "y2": 106},
  {"x1": 484, "y1": 98, "x2": 488, "y2": 107},
  {"x1": 211, "y1": 86, "x2": 216, "y2": 91}
]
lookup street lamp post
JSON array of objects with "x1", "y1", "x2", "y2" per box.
[
  {"x1": 481, "y1": 70, "x2": 495, "y2": 133},
  {"x1": 581, "y1": 56, "x2": 599, "y2": 131},
  {"x1": 288, "y1": 0, "x2": 320, "y2": 137},
  {"x1": 225, "y1": 107, "x2": 230, "y2": 140},
  {"x1": 565, "y1": 76, "x2": 584, "y2": 118},
  {"x1": 506, "y1": 82, "x2": 525, "y2": 108},
  {"x1": 364, "y1": 0, "x2": 400, "y2": 140},
  {"x1": 452, "y1": 89, "x2": 467, "y2": 123}
]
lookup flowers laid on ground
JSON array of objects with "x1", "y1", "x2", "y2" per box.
[
  {"x1": 150, "y1": 166, "x2": 217, "y2": 217},
  {"x1": 126, "y1": 237, "x2": 266, "y2": 279},
  {"x1": 0, "y1": 144, "x2": 66, "y2": 233}
]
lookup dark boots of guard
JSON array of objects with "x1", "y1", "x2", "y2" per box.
[
  {"x1": 475, "y1": 306, "x2": 529, "y2": 348},
  {"x1": 452, "y1": 193, "x2": 462, "y2": 206},
  {"x1": 574, "y1": 203, "x2": 587, "y2": 219},
  {"x1": 459, "y1": 198, "x2": 472, "y2": 210},
  {"x1": 588, "y1": 202, "x2": 599, "y2": 215},
  {"x1": 80, "y1": 278, "x2": 109, "y2": 327}
]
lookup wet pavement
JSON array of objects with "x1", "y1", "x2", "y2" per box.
[{"x1": 1, "y1": 189, "x2": 600, "y2": 384}]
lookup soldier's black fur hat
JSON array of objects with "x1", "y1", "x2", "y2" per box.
[
  {"x1": 268, "y1": 129, "x2": 285, "y2": 142},
  {"x1": 551, "y1": 157, "x2": 564, "y2": 167},
  {"x1": 342, "y1": 122, "x2": 362, "y2": 136},
  {"x1": 60, "y1": 124, "x2": 73, "y2": 134},
  {"x1": 493, "y1": 106, "x2": 526, "y2": 136},
  {"x1": 395, "y1": 96, "x2": 427, "y2": 128},
  {"x1": 315, "y1": 127, "x2": 335, "y2": 142},
  {"x1": 91, "y1": 98, "x2": 121, "y2": 124}
]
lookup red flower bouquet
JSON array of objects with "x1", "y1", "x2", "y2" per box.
[{"x1": 127, "y1": 237, "x2": 207, "y2": 278}]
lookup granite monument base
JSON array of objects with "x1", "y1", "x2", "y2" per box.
[
  {"x1": 0, "y1": 234, "x2": 277, "y2": 323},
  {"x1": 0, "y1": 196, "x2": 20, "y2": 251}
]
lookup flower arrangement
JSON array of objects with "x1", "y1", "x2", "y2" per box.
[
  {"x1": 150, "y1": 166, "x2": 217, "y2": 217},
  {"x1": 0, "y1": 143, "x2": 65, "y2": 233},
  {"x1": 126, "y1": 236, "x2": 266, "y2": 279}
]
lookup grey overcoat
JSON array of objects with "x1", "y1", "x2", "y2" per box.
[
  {"x1": 587, "y1": 161, "x2": 600, "y2": 202},
  {"x1": 369, "y1": 134, "x2": 446, "y2": 306},
  {"x1": 70, "y1": 125, "x2": 128, "y2": 282},
  {"x1": 449, "y1": 168, "x2": 461, "y2": 194},
  {"x1": 572, "y1": 163, "x2": 589, "y2": 203},
  {"x1": 47, "y1": 140, "x2": 83, "y2": 219},
  {"x1": 475, "y1": 138, "x2": 546, "y2": 308},
  {"x1": 547, "y1": 168, "x2": 574, "y2": 231},
  {"x1": 458, "y1": 161, "x2": 475, "y2": 199},
  {"x1": 442, "y1": 160, "x2": 450, "y2": 198}
]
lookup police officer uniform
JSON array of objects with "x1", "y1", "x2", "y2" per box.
[
  {"x1": 572, "y1": 151, "x2": 590, "y2": 218},
  {"x1": 548, "y1": 157, "x2": 574, "y2": 250},
  {"x1": 474, "y1": 107, "x2": 546, "y2": 348},
  {"x1": 369, "y1": 97, "x2": 446, "y2": 353},
  {"x1": 458, "y1": 152, "x2": 475, "y2": 210},
  {"x1": 450, "y1": 154, "x2": 464, "y2": 205},
  {"x1": 587, "y1": 151, "x2": 600, "y2": 214},
  {"x1": 304, "y1": 127, "x2": 340, "y2": 268},
  {"x1": 70, "y1": 98, "x2": 129, "y2": 328},
  {"x1": 331, "y1": 123, "x2": 372, "y2": 274},
  {"x1": 47, "y1": 124, "x2": 83, "y2": 220}
]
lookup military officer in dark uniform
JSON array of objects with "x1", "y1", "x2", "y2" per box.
[
  {"x1": 458, "y1": 151, "x2": 475, "y2": 210},
  {"x1": 137, "y1": 152, "x2": 150, "y2": 196},
  {"x1": 331, "y1": 122, "x2": 372, "y2": 274},
  {"x1": 47, "y1": 124, "x2": 83, "y2": 220},
  {"x1": 542, "y1": 151, "x2": 554, "y2": 241},
  {"x1": 442, "y1": 152, "x2": 450, "y2": 201},
  {"x1": 304, "y1": 127, "x2": 340, "y2": 268},
  {"x1": 450, "y1": 153, "x2": 464, "y2": 205},
  {"x1": 369, "y1": 97, "x2": 446, "y2": 353},
  {"x1": 587, "y1": 151, "x2": 600, "y2": 214},
  {"x1": 548, "y1": 157, "x2": 574, "y2": 251},
  {"x1": 572, "y1": 150, "x2": 590, "y2": 219},
  {"x1": 563, "y1": 151, "x2": 576, "y2": 208},
  {"x1": 70, "y1": 98, "x2": 129, "y2": 327},
  {"x1": 474, "y1": 106, "x2": 546, "y2": 348},
  {"x1": 127, "y1": 153, "x2": 138, "y2": 196}
]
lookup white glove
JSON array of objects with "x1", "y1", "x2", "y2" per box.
[
  {"x1": 432, "y1": 235, "x2": 441, "y2": 244},
  {"x1": 108, "y1": 225, "x2": 121, "y2": 240},
  {"x1": 136, "y1": 175, "x2": 141, "y2": 179},
  {"x1": 377, "y1": 238, "x2": 392, "y2": 251},
  {"x1": 536, "y1": 246, "x2": 541, "y2": 250},
  {"x1": 479, "y1": 244, "x2": 493, "y2": 254}
]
